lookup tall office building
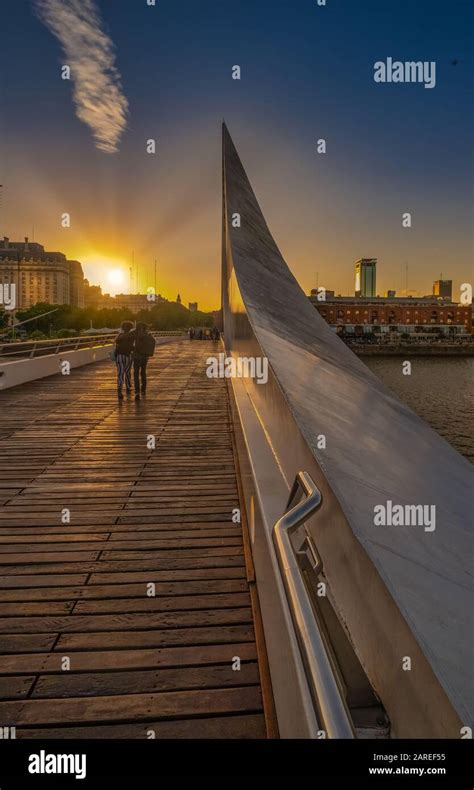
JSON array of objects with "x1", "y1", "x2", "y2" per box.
[
  {"x1": 355, "y1": 258, "x2": 377, "y2": 297},
  {"x1": 433, "y1": 279, "x2": 452, "y2": 299}
]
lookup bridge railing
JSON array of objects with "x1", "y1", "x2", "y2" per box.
[
  {"x1": 273, "y1": 471, "x2": 355, "y2": 739},
  {"x1": 0, "y1": 331, "x2": 187, "y2": 360},
  {"x1": 0, "y1": 334, "x2": 116, "y2": 360}
]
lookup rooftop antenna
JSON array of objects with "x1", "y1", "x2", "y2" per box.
[{"x1": 154, "y1": 259, "x2": 157, "y2": 294}]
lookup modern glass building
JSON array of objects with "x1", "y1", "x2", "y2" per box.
[{"x1": 354, "y1": 258, "x2": 377, "y2": 297}]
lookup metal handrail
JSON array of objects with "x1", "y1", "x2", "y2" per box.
[
  {"x1": 0, "y1": 330, "x2": 187, "y2": 359},
  {"x1": 0, "y1": 334, "x2": 116, "y2": 359},
  {"x1": 272, "y1": 470, "x2": 355, "y2": 739}
]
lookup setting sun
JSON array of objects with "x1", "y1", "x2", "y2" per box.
[{"x1": 107, "y1": 268, "x2": 126, "y2": 287}]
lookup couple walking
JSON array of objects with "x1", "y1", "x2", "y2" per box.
[{"x1": 114, "y1": 321, "x2": 156, "y2": 401}]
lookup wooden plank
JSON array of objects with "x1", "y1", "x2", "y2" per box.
[
  {"x1": 0, "y1": 686, "x2": 263, "y2": 726},
  {"x1": 0, "y1": 555, "x2": 246, "y2": 576},
  {"x1": 0, "y1": 607, "x2": 253, "y2": 634},
  {"x1": 32, "y1": 663, "x2": 261, "y2": 698},
  {"x1": 15, "y1": 713, "x2": 267, "y2": 739},
  {"x1": 1, "y1": 634, "x2": 58, "y2": 654},
  {"x1": 0, "y1": 601, "x2": 75, "y2": 616},
  {"x1": 99, "y1": 546, "x2": 244, "y2": 560},
  {"x1": 0, "y1": 521, "x2": 239, "y2": 536},
  {"x1": 0, "y1": 643, "x2": 258, "y2": 674},
  {"x1": 0, "y1": 574, "x2": 89, "y2": 588},
  {"x1": 0, "y1": 676, "x2": 35, "y2": 700},
  {"x1": 0, "y1": 550, "x2": 101, "y2": 564},
  {"x1": 0, "y1": 578, "x2": 249, "y2": 602},
  {"x1": 56, "y1": 624, "x2": 256, "y2": 651},
  {"x1": 87, "y1": 567, "x2": 247, "y2": 584},
  {"x1": 72, "y1": 592, "x2": 251, "y2": 615}
]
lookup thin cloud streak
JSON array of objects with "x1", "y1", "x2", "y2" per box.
[{"x1": 34, "y1": 0, "x2": 128, "y2": 153}]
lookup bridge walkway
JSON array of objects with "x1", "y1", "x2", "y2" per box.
[{"x1": 0, "y1": 340, "x2": 275, "y2": 738}]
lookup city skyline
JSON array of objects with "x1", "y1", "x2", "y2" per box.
[
  {"x1": 0, "y1": 0, "x2": 473, "y2": 310},
  {"x1": 0, "y1": 233, "x2": 468, "y2": 314}
]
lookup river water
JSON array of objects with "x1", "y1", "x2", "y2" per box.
[{"x1": 363, "y1": 356, "x2": 473, "y2": 463}]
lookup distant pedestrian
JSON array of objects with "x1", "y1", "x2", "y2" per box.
[
  {"x1": 189, "y1": 327, "x2": 195, "y2": 340},
  {"x1": 114, "y1": 321, "x2": 134, "y2": 400},
  {"x1": 132, "y1": 322, "x2": 155, "y2": 400}
]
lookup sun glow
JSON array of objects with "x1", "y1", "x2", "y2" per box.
[
  {"x1": 80, "y1": 254, "x2": 129, "y2": 296},
  {"x1": 107, "y1": 268, "x2": 126, "y2": 287}
]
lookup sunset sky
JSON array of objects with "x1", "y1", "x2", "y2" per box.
[{"x1": 0, "y1": 0, "x2": 472, "y2": 309}]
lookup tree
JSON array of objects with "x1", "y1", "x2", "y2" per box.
[
  {"x1": 11, "y1": 301, "x2": 215, "y2": 336},
  {"x1": 0, "y1": 309, "x2": 10, "y2": 330}
]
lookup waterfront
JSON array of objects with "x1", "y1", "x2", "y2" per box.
[{"x1": 364, "y1": 356, "x2": 474, "y2": 462}]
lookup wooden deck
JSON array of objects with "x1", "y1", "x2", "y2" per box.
[{"x1": 0, "y1": 340, "x2": 274, "y2": 738}]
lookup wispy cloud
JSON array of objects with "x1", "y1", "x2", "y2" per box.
[{"x1": 34, "y1": 0, "x2": 128, "y2": 153}]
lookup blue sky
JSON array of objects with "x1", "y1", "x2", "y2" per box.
[{"x1": 0, "y1": 0, "x2": 472, "y2": 307}]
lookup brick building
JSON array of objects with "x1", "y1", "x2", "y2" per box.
[{"x1": 309, "y1": 294, "x2": 471, "y2": 336}]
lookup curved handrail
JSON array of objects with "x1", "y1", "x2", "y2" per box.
[{"x1": 272, "y1": 471, "x2": 355, "y2": 739}]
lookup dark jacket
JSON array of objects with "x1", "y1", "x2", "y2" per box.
[
  {"x1": 115, "y1": 331, "x2": 134, "y2": 356},
  {"x1": 133, "y1": 330, "x2": 155, "y2": 357}
]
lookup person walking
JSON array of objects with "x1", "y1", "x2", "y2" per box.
[
  {"x1": 114, "y1": 321, "x2": 135, "y2": 400},
  {"x1": 133, "y1": 322, "x2": 155, "y2": 400}
]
